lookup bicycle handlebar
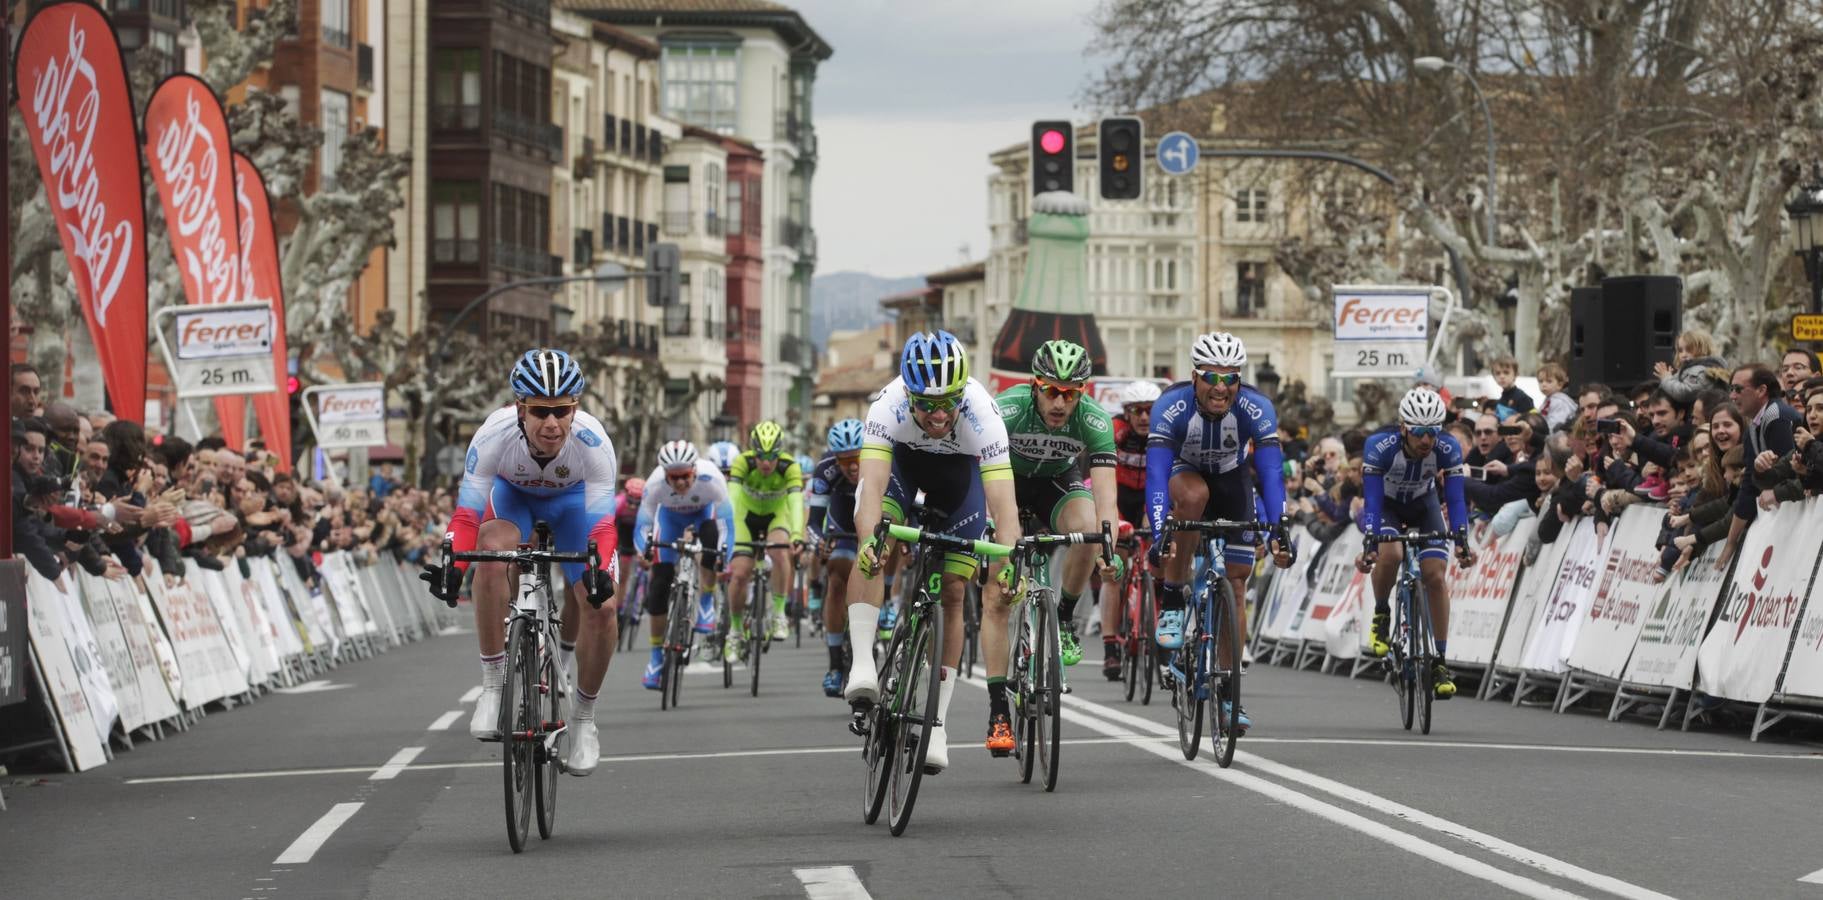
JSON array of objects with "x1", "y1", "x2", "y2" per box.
[
  {"x1": 1369, "y1": 530, "x2": 1460, "y2": 545},
  {"x1": 884, "y1": 523, "x2": 1014, "y2": 560},
  {"x1": 1163, "y1": 518, "x2": 1270, "y2": 536},
  {"x1": 735, "y1": 540, "x2": 798, "y2": 550}
]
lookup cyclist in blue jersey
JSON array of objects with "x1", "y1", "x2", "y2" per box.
[
  {"x1": 1145, "y1": 332, "x2": 1294, "y2": 732},
  {"x1": 1354, "y1": 387, "x2": 1478, "y2": 699},
  {"x1": 808, "y1": 418, "x2": 864, "y2": 697}
]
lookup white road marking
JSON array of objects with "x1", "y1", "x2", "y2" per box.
[
  {"x1": 1235, "y1": 736, "x2": 1823, "y2": 760},
  {"x1": 369, "y1": 747, "x2": 425, "y2": 781},
  {"x1": 273, "y1": 802, "x2": 363, "y2": 864},
  {"x1": 1043, "y1": 686, "x2": 1678, "y2": 900},
  {"x1": 795, "y1": 865, "x2": 874, "y2": 900},
  {"x1": 459, "y1": 686, "x2": 483, "y2": 703},
  {"x1": 1798, "y1": 866, "x2": 1823, "y2": 884},
  {"x1": 273, "y1": 680, "x2": 351, "y2": 695},
  {"x1": 427, "y1": 710, "x2": 464, "y2": 731}
]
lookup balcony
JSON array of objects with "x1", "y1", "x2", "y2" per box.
[
  {"x1": 499, "y1": 0, "x2": 550, "y2": 20},
  {"x1": 663, "y1": 210, "x2": 693, "y2": 236},
  {"x1": 573, "y1": 228, "x2": 594, "y2": 264},
  {"x1": 356, "y1": 43, "x2": 373, "y2": 92},
  {"x1": 705, "y1": 210, "x2": 723, "y2": 237},
  {"x1": 432, "y1": 104, "x2": 481, "y2": 131},
  {"x1": 663, "y1": 304, "x2": 693, "y2": 338},
  {"x1": 778, "y1": 219, "x2": 805, "y2": 251},
  {"x1": 574, "y1": 136, "x2": 595, "y2": 178},
  {"x1": 648, "y1": 129, "x2": 664, "y2": 163},
  {"x1": 491, "y1": 243, "x2": 557, "y2": 276},
  {"x1": 493, "y1": 108, "x2": 562, "y2": 158},
  {"x1": 616, "y1": 215, "x2": 631, "y2": 255},
  {"x1": 619, "y1": 119, "x2": 633, "y2": 155},
  {"x1": 432, "y1": 239, "x2": 481, "y2": 266},
  {"x1": 635, "y1": 127, "x2": 647, "y2": 160},
  {"x1": 322, "y1": 25, "x2": 351, "y2": 50},
  {"x1": 776, "y1": 111, "x2": 803, "y2": 145}
]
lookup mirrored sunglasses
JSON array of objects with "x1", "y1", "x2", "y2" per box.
[
  {"x1": 1033, "y1": 379, "x2": 1086, "y2": 401},
  {"x1": 1195, "y1": 371, "x2": 1242, "y2": 388},
  {"x1": 910, "y1": 394, "x2": 961, "y2": 412},
  {"x1": 1407, "y1": 425, "x2": 1442, "y2": 438}
]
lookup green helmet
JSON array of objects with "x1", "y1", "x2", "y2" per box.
[
  {"x1": 1032, "y1": 340, "x2": 1092, "y2": 384},
  {"x1": 749, "y1": 420, "x2": 785, "y2": 455}
]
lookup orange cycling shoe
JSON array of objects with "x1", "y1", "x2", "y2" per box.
[{"x1": 985, "y1": 712, "x2": 1016, "y2": 757}]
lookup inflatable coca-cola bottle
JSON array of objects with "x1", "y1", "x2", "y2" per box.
[{"x1": 987, "y1": 191, "x2": 1107, "y2": 392}]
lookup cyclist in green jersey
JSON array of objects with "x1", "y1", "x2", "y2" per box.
[
  {"x1": 726, "y1": 420, "x2": 806, "y2": 655},
  {"x1": 980, "y1": 340, "x2": 1124, "y2": 751}
]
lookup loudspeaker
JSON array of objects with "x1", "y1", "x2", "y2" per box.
[{"x1": 1569, "y1": 276, "x2": 1681, "y2": 391}]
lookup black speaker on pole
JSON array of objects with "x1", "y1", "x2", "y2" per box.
[{"x1": 1568, "y1": 276, "x2": 1681, "y2": 391}]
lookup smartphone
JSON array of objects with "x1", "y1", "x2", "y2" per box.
[
  {"x1": 1596, "y1": 418, "x2": 1622, "y2": 435},
  {"x1": 1498, "y1": 424, "x2": 1523, "y2": 436},
  {"x1": 1451, "y1": 397, "x2": 1475, "y2": 411},
  {"x1": 1466, "y1": 465, "x2": 1489, "y2": 480}
]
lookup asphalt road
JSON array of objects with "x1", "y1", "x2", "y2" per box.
[{"x1": 5, "y1": 618, "x2": 1822, "y2": 900}]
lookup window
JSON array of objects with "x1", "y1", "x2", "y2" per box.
[
  {"x1": 661, "y1": 42, "x2": 739, "y2": 134},
  {"x1": 1236, "y1": 188, "x2": 1268, "y2": 223},
  {"x1": 1236, "y1": 261, "x2": 1265, "y2": 316},
  {"x1": 725, "y1": 178, "x2": 743, "y2": 236},
  {"x1": 493, "y1": 53, "x2": 550, "y2": 123},
  {"x1": 319, "y1": 89, "x2": 350, "y2": 190},
  {"x1": 322, "y1": 0, "x2": 350, "y2": 48},
  {"x1": 1151, "y1": 257, "x2": 1177, "y2": 292},
  {"x1": 431, "y1": 182, "x2": 481, "y2": 264},
  {"x1": 431, "y1": 49, "x2": 482, "y2": 128},
  {"x1": 705, "y1": 164, "x2": 723, "y2": 235},
  {"x1": 705, "y1": 269, "x2": 723, "y2": 338},
  {"x1": 663, "y1": 166, "x2": 691, "y2": 235}
]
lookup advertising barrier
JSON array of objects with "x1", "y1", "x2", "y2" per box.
[
  {"x1": 1694, "y1": 503, "x2": 1822, "y2": 703},
  {"x1": 1521, "y1": 518, "x2": 1605, "y2": 676},
  {"x1": 1565, "y1": 506, "x2": 1668, "y2": 681},
  {"x1": 1445, "y1": 519, "x2": 1534, "y2": 668}
]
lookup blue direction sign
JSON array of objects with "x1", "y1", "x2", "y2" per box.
[{"x1": 1157, "y1": 131, "x2": 1199, "y2": 175}]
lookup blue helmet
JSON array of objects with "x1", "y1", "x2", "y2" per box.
[
  {"x1": 827, "y1": 418, "x2": 865, "y2": 453},
  {"x1": 511, "y1": 348, "x2": 585, "y2": 399},
  {"x1": 900, "y1": 331, "x2": 969, "y2": 398},
  {"x1": 796, "y1": 453, "x2": 814, "y2": 473}
]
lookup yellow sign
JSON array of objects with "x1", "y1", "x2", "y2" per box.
[{"x1": 1794, "y1": 314, "x2": 1823, "y2": 342}]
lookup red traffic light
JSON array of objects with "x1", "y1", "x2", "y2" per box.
[
  {"x1": 1039, "y1": 129, "x2": 1066, "y2": 155},
  {"x1": 286, "y1": 375, "x2": 300, "y2": 395}
]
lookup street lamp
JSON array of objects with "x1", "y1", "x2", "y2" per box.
[
  {"x1": 1255, "y1": 357, "x2": 1281, "y2": 402},
  {"x1": 1414, "y1": 56, "x2": 1498, "y2": 244},
  {"x1": 1785, "y1": 176, "x2": 1823, "y2": 315}
]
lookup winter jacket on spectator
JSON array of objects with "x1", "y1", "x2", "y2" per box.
[
  {"x1": 1658, "y1": 356, "x2": 1730, "y2": 404},
  {"x1": 1465, "y1": 458, "x2": 1542, "y2": 517},
  {"x1": 1496, "y1": 385, "x2": 1536, "y2": 419},
  {"x1": 1466, "y1": 442, "x2": 1514, "y2": 469},
  {"x1": 1630, "y1": 422, "x2": 1694, "y2": 470},
  {"x1": 1542, "y1": 392, "x2": 1578, "y2": 432},
  {"x1": 1537, "y1": 478, "x2": 1589, "y2": 544},
  {"x1": 1733, "y1": 399, "x2": 1804, "y2": 521}
]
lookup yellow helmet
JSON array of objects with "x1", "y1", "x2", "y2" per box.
[{"x1": 749, "y1": 420, "x2": 785, "y2": 456}]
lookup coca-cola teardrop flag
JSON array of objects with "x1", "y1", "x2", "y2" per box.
[
  {"x1": 13, "y1": 2, "x2": 149, "y2": 423},
  {"x1": 144, "y1": 73, "x2": 246, "y2": 448},
  {"x1": 234, "y1": 153, "x2": 291, "y2": 472}
]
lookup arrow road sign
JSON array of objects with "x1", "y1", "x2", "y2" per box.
[{"x1": 1157, "y1": 131, "x2": 1200, "y2": 175}]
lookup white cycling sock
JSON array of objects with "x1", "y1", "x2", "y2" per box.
[
  {"x1": 559, "y1": 641, "x2": 576, "y2": 682},
  {"x1": 481, "y1": 652, "x2": 506, "y2": 689},
  {"x1": 849, "y1": 604, "x2": 880, "y2": 662},
  {"x1": 574, "y1": 686, "x2": 597, "y2": 722},
  {"x1": 936, "y1": 666, "x2": 956, "y2": 728}
]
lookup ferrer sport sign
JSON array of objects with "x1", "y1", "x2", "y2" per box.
[
  {"x1": 304, "y1": 383, "x2": 387, "y2": 450},
  {"x1": 1332, "y1": 284, "x2": 1432, "y2": 376},
  {"x1": 152, "y1": 301, "x2": 278, "y2": 398}
]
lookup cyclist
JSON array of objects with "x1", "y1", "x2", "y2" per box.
[
  {"x1": 808, "y1": 418, "x2": 864, "y2": 697},
  {"x1": 797, "y1": 451, "x2": 823, "y2": 629},
  {"x1": 978, "y1": 339, "x2": 1122, "y2": 751},
  {"x1": 427, "y1": 349, "x2": 618, "y2": 776},
  {"x1": 725, "y1": 421, "x2": 806, "y2": 655},
  {"x1": 1102, "y1": 379, "x2": 1159, "y2": 679},
  {"x1": 1354, "y1": 387, "x2": 1478, "y2": 699},
  {"x1": 633, "y1": 440, "x2": 734, "y2": 689},
  {"x1": 846, "y1": 331, "x2": 1021, "y2": 774},
  {"x1": 614, "y1": 477, "x2": 645, "y2": 619},
  {"x1": 1146, "y1": 332, "x2": 1295, "y2": 733},
  {"x1": 706, "y1": 440, "x2": 740, "y2": 478}
]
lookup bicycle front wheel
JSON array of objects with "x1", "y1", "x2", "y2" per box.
[
  {"x1": 1139, "y1": 577, "x2": 1156, "y2": 707},
  {"x1": 1037, "y1": 600, "x2": 1063, "y2": 793},
  {"x1": 1415, "y1": 583, "x2": 1435, "y2": 735},
  {"x1": 861, "y1": 696, "x2": 893, "y2": 824},
  {"x1": 888, "y1": 603, "x2": 943, "y2": 836},
  {"x1": 1209, "y1": 580, "x2": 1242, "y2": 769},
  {"x1": 1175, "y1": 643, "x2": 1202, "y2": 761},
  {"x1": 534, "y1": 649, "x2": 560, "y2": 839},
  {"x1": 501, "y1": 617, "x2": 536, "y2": 852},
  {"x1": 1013, "y1": 605, "x2": 1037, "y2": 785},
  {"x1": 1394, "y1": 585, "x2": 1416, "y2": 731}
]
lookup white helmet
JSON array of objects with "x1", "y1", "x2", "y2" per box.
[
  {"x1": 1191, "y1": 332, "x2": 1247, "y2": 369},
  {"x1": 657, "y1": 440, "x2": 699, "y2": 471},
  {"x1": 1122, "y1": 381, "x2": 1162, "y2": 407},
  {"x1": 706, "y1": 440, "x2": 740, "y2": 472},
  {"x1": 1398, "y1": 388, "x2": 1448, "y2": 427}
]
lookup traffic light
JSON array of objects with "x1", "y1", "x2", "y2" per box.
[
  {"x1": 1030, "y1": 120, "x2": 1074, "y2": 196},
  {"x1": 1098, "y1": 117, "x2": 1144, "y2": 200},
  {"x1": 645, "y1": 242, "x2": 680, "y2": 307}
]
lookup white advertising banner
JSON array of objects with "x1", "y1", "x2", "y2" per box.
[
  {"x1": 1495, "y1": 532, "x2": 1572, "y2": 671},
  {"x1": 1566, "y1": 506, "x2": 1671, "y2": 680},
  {"x1": 247, "y1": 558, "x2": 307, "y2": 659},
  {"x1": 74, "y1": 571, "x2": 144, "y2": 733},
  {"x1": 1257, "y1": 525, "x2": 1317, "y2": 642},
  {"x1": 309, "y1": 383, "x2": 387, "y2": 449},
  {"x1": 193, "y1": 570, "x2": 257, "y2": 683},
  {"x1": 1622, "y1": 544, "x2": 1728, "y2": 689},
  {"x1": 1445, "y1": 519, "x2": 1534, "y2": 667},
  {"x1": 319, "y1": 553, "x2": 377, "y2": 638},
  {"x1": 51, "y1": 575, "x2": 118, "y2": 745},
  {"x1": 1521, "y1": 518, "x2": 1605, "y2": 674},
  {"x1": 108, "y1": 576, "x2": 181, "y2": 727},
  {"x1": 146, "y1": 569, "x2": 251, "y2": 708},
  {"x1": 24, "y1": 572, "x2": 108, "y2": 770},
  {"x1": 1697, "y1": 502, "x2": 1823, "y2": 702},
  {"x1": 1322, "y1": 562, "x2": 1371, "y2": 661},
  {"x1": 1297, "y1": 529, "x2": 1366, "y2": 644},
  {"x1": 164, "y1": 302, "x2": 278, "y2": 397},
  {"x1": 216, "y1": 565, "x2": 282, "y2": 685}
]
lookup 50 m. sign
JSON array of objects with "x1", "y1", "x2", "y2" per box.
[{"x1": 152, "y1": 300, "x2": 278, "y2": 398}]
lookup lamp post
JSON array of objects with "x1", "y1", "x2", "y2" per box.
[
  {"x1": 1255, "y1": 357, "x2": 1281, "y2": 403},
  {"x1": 1414, "y1": 56, "x2": 1498, "y2": 244},
  {"x1": 1785, "y1": 176, "x2": 1823, "y2": 315}
]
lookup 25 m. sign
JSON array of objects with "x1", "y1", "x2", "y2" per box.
[
  {"x1": 152, "y1": 301, "x2": 278, "y2": 398},
  {"x1": 1332, "y1": 285, "x2": 1432, "y2": 377}
]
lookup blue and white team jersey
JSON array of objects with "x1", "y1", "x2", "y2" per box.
[
  {"x1": 1358, "y1": 427, "x2": 1469, "y2": 536},
  {"x1": 633, "y1": 459, "x2": 735, "y2": 557},
  {"x1": 1143, "y1": 381, "x2": 1287, "y2": 541}
]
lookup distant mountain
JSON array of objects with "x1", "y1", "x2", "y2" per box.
[{"x1": 811, "y1": 271, "x2": 924, "y2": 350}]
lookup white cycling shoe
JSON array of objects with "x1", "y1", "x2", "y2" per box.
[
  {"x1": 844, "y1": 653, "x2": 879, "y2": 705},
  {"x1": 923, "y1": 725, "x2": 949, "y2": 774},
  {"x1": 469, "y1": 686, "x2": 502, "y2": 740},
  {"x1": 768, "y1": 613, "x2": 790, "y2": 641},
  {"x1": 567, "y1": 720, "x2": 599, "y2": 776}
]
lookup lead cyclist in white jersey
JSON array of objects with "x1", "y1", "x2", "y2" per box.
[{"x1": 423, "y1": 349, "x2": 620, "y2": 776}]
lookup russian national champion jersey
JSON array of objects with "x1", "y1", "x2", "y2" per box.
[{"x1": 447, "y1": 404, "x2": 621, "y2": 565}]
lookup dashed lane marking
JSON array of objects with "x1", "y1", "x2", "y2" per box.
[
  {"x1": 369, "y1": 747, "x2": 425, "y2": 781},
  {"x1": 794, "y1": 865, "x2": 874, "y2": 900},
  {"x1": 272, "y1": 802, "x2": 363, "y2": 865},
  {"x1": 427, "y1": 710, "x2": 464, "y2": 731}
]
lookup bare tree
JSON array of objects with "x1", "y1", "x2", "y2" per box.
[{"x1": 1089, "y1": 0, "x2": 1823, "y2": 366}]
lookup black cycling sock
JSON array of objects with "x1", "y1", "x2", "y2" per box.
[
  {"x1": 828, "y1": 643, "x2": 845, "y2": 670},
  {"x1": 987, "y1": 677, "x2": 1009, "y2": 720},
  {"x1": 1374, "y1": 598, "x2": 1391, "y2": 617},
  {"x1": 1103, "y1": 637, "x2": 1120, "y2": 653},
  {"x1": 1058, "y1": 590, "x2": 1080, "y2": 622},
  {"x1": 1158, "y1": 582, "x2": 1186, "y2": 612}
]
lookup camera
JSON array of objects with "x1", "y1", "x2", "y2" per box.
[
  {"x1": 1497, "y1": 424, "x2": 1523, "y2": 436},
  {"x1": 1596, "y1": 418, "x2": 1622, "y2": 435}
]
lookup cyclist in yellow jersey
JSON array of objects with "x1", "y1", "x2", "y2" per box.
[{"x1": 725, "y1": 420, "x2": 806, "y2": 655}]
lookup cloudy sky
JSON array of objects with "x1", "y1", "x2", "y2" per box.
[{"x1": 795, "y1": 0, "x2": 1105, "y2": 279}]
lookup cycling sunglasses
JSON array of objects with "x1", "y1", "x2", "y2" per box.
[
  {"x1": 1033, "y1": 378, "x2": 1087, "y2": 401},
  {"x1": 910, "y1": 393, "x2": 961, "y2": 413},
  {"x1": 753, "y1": 450, "x2": 782, "y2": 461},
  {"x1": 523, "y1": 403, "x2": 577, "y2": 419},
  {"x1": 1195, "y1": 371, "x2": 1242, "y2": 388},
  {"x1": 1407, "y1": 425, "x2": 1442, "y2": 438}
]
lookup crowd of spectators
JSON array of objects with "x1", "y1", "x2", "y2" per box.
[
  {"x1": 8, "y1": 363, "x2": 453, "y2": 591},
  {"x1": 1276, "y1": 336, "x2": 1823, "y2": 583}
]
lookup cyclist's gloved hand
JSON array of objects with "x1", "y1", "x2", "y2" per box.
[
  {"x1": 420, "y1": 564, "x2": 461, "y2": 607},
  {"x1": 995, "y1": 561, "x2": 1025, "y2": 601},
  {"x1": 857, "y1": 534, "x2": 884, "y2": 578},
  {"x1": 1096, "y1": 553, "x2": 1126, "y2": 584},
  {"x1": 586, "y1": 567, "x2": 615, "y2": 608}
]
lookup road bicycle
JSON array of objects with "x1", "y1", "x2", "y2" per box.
[
  {"x1": 1118, "y1": 533, "x2": 1157, "y2": 705},
  {"x1": 617, "y1": 563, "x2": 648, "y2": 651},
  {"x1": 855, "y1": 516, "x2": 1012, "y2": 836},
  {"x1": 1005, "y1": 521, "x2": 1111, "y2": 792},
  {"x1": 442, "y1": 523, "x2": 600, "y2": 853},
  {"x1": 732, "y1": 541, "x2": 796, "y2": 697},
  {"x1": 1158, "y1": 518, "x2": 1266, "y2": 769},
  {"x1": 648, "y1": 536, "x2": 705, "y2": 711},
  {"x1": 1375, "y1": 530, "x2": 1455, "y2": 735}
]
